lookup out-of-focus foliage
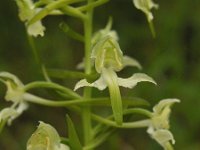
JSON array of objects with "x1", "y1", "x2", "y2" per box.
[{"x1": 0, "y1": 0, "x2": 200, "y2": 150}]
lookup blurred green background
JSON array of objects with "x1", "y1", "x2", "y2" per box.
[{"x1": 0, "y1": 0, "x2": 200, "y2": 149}]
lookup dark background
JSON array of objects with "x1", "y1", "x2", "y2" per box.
[{"x1": 0, "y1": 0, "x2": 200, "y2": 149}]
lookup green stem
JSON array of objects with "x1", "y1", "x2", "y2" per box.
[
  {"x1": 92, "y1": 108, "x2": 152, "y2": 136},
  {"x1": 23, "y1": 94, "x2": 149, "y2": 107},
  {"x1": 165, "y1": 143, "x2": 174, "y2": 150},
  {"x1": 24, "y1": 81, "x2": 81, "y2": 99},
  {"x1": 91, "y1": 114, "x2": 150, "y2": 128},
  {"x1": 82, "y1": 0, "x2": 94, "y2": 146},
  {"x1": 28, "y1": 0, "x2": 85, "y2": 25},
  {"x1": 27, "y1": 35, "x2": 41, "y2": 65},
  {"x1": 78, "y1": 0, "x2": 109, "y2": 12}
]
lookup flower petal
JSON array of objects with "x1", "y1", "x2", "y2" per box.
[
  {"x1": 0, "y1": 108, "x2": 18, "y2": 123},
  {"x1": 153, "y1": 99, "x2": 180, "y2": 114},
  {"x1": 149, "y1": 129, "x2": 175, "y2": 148},
  {"x1": 133, "y1": 0, "x2": 159, "y2": 22},
  {"x1": 92, "y1": 17, "x2": 118, "y2": 46},
  {"x1": 91, "y1": 36, "x2": 123, "y2": 73},
  {"x1": 122, "y1": 55, "x2": 142, "y2": 70},
  {"x1": 117, "y1": 73, "x2": 156, "y2": 89},
  {"x1": 7, "y1": 102, "x2": 29, "y2": 125},
  {"x1": 0, "y1": 72, "x2": 24, "y2": 87},
  {"x1": 15, "y1": 0, "x2": 34, "y2": 21},
  {"x1": 59, "y1": 144, "x2": 70, "y2": 150},
  {"x1": 27, "y1": 121, "x2": 61, "y2": 150},
  {"x1": 0, "y1": 72, "x2": 25, "y2": 103},
  {"x1": 74, "y1": 76, "x2": 107, "y2": 91},
  {"x1": 27, "y1": 21, "x2": 46, "y2": 37}
]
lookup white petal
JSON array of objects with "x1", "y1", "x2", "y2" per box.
[
  {"x1": 122, "y1": 55, "x2": 142, "y2": 69},
  {"x1": 7, "y1": 102, "x2": 29, "y2": 125},
  {"x1": 150, "y1": 129, "x2": 175, "y2": 147},
  {"x1": 0, "y1": 108, "x2": 18, "y2": 123},
  {"x1": 153, "y1": 99, "x2": 180, "y2": 114},
  {"x1": 0, "y1": 72, "x2": 24, "y2": 86},
  {"x1": 27, "y1": 21, "x2": 46, "y2": 37},
  {"x1": 76, "y1": 61, "x2": 84, "y2": 70},
  {"x1": 117, "y1": 73, "x2": 156, "y2": 89},
  {"x1": 15, "y1": 0, "x2": 34, "y2": 21},
  {"x1": 133, "y1": 0, "x2": 158, "y2": 22},
  {"x1": 74, "y1": 76, "x2": 107, "y2": 91},
  {"x1": 59, "y1": 144, "x2": 70, "y2": 150}
]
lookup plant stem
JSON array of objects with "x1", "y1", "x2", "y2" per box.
[{"x1": 82, "y1": 0, "x2": 94, "y2": 146}]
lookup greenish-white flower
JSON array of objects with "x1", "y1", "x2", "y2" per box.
[
  {"x1": 0, "y1": 72, "x2": 28, "y2": 125},
  {"x1": 75, "y1": 36, "x2": 156, "y2": 125},
  {"x1": 0, "y1": 102, "x2": 28, "y2": 125},
  {"x1": 133, "y1": 0, "x2": 159, "y2": 37},
  {"x1": 147, "y1": 99, "x2": 180, "y2": 150},
  {"x1": 133, "y1": 0, "x2": 159, "y2": 22},
  {"x1": 15, "y1": 0, "x2": 45, "y2": 37},
  {"x1": 27, "y1": 121, "x2": 70, "y2": 150}
]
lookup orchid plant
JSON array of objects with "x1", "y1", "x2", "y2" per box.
[{"x1": 0, "y1": 0, "x2": 180, "y2": 150}]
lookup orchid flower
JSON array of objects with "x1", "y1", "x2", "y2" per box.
[
  {"x1": 0, "y1": 72, "x2": 28, "y2": 125},
  {"x1": 132, "y1": 0, "x2": 159, "y2": 36},
  {"x1": 27, "y1": 121, "x2": 70, "y2": 150},
  {"x1": 147, "y1": 99, "x2": 180, "y2": 150},
  {"x1": 75, "y1": 36, "x2": 156, "y2": 125},
  {"x1": 15, "y1": 0, "x2": 45, "y2": 37}
]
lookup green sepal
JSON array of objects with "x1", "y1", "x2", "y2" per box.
[{"x1": 66, "y1": 115, "x2": 82, "y2": 150}]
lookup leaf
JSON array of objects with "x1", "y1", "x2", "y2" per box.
[
  {"x1": 85, "y1": 128, "x2": 115, "y2": 150},
  {"x1": 117, "y1": 73, "x2": 157, "y2": 89},
  {"x1": 66, "y1": 115, "x2": 82, "y2": 150}
]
